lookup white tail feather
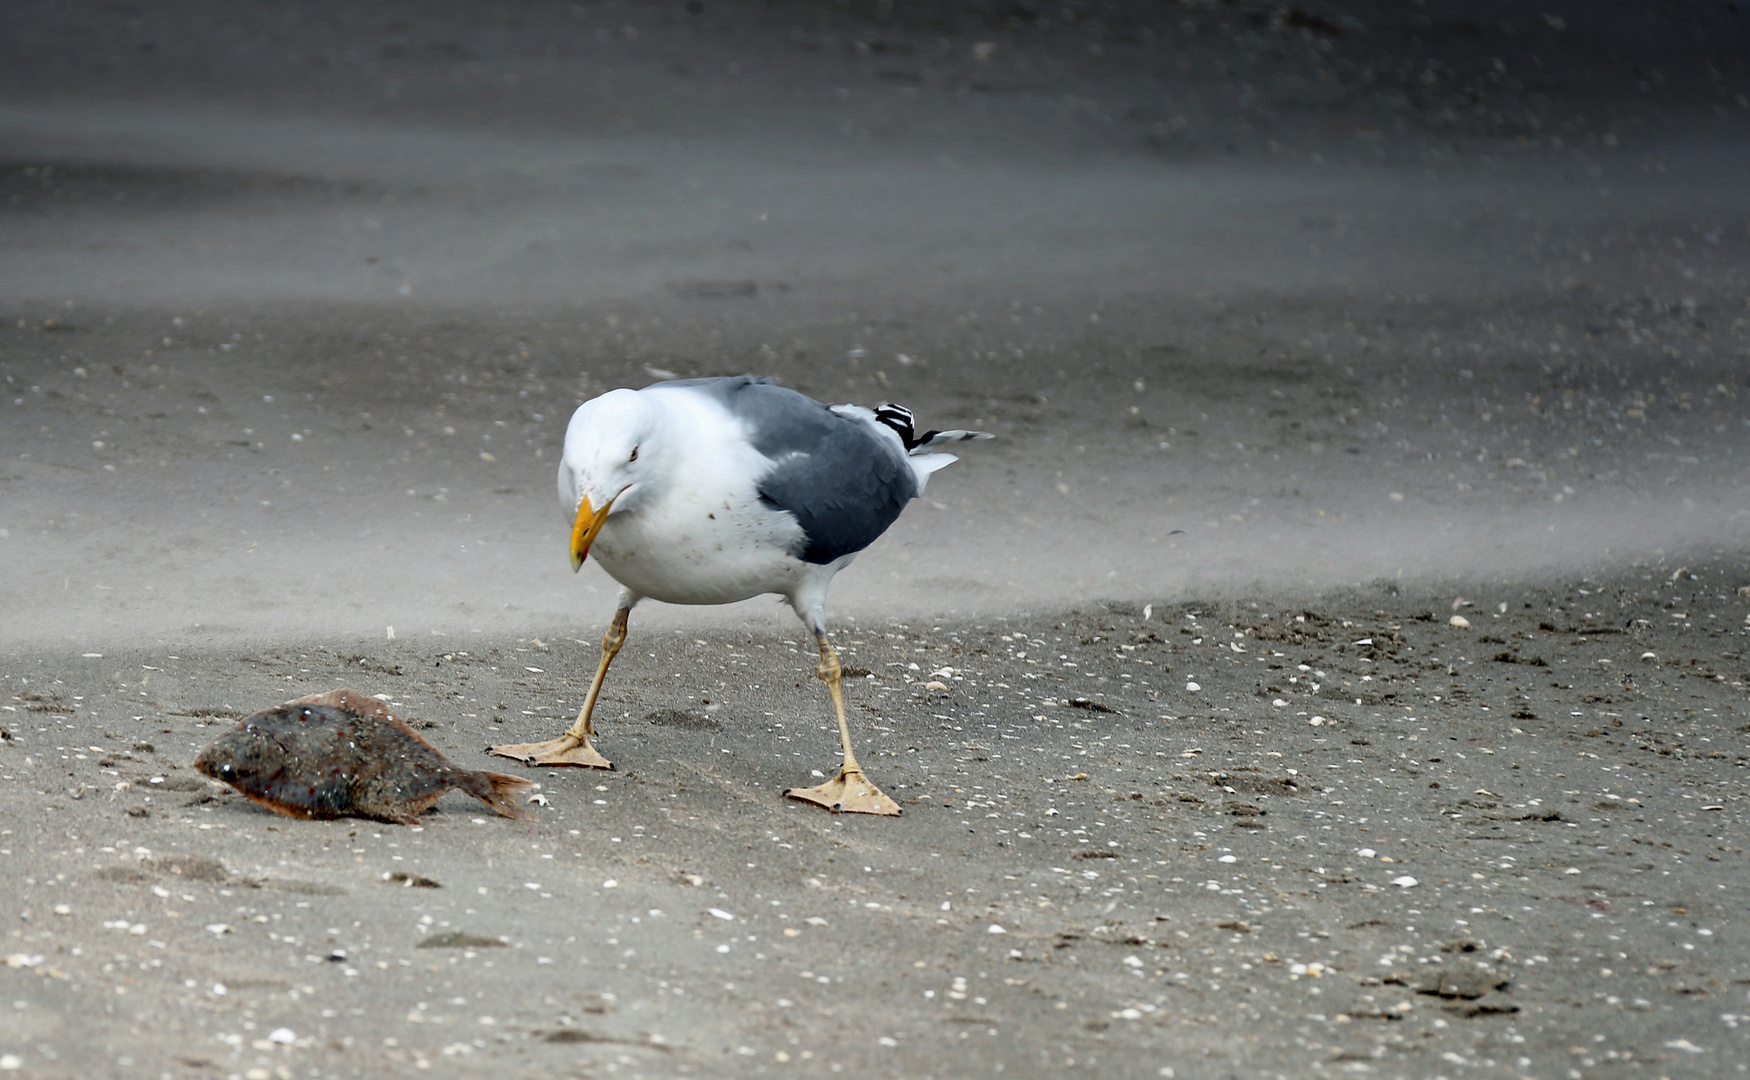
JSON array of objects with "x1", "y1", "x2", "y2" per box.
[
  {"x1": 911, "y1": 429, "x2": 994, "y2": 450},
  {"x1": 907, "y1": 452, "x2": 958, "y2": 494}
]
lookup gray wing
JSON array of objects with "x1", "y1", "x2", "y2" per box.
[{"x1": 656, "y1": 376, "x2": 916, "y2": 564}]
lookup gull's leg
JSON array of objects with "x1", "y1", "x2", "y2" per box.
[
  {"x1": 488, "y1": 604, "x2": 630, "y2": 769},
  {"x1": 784, "y1": 633, "x2": 901, "y2": 816}
]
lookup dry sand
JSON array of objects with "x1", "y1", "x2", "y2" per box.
[{"x1": 3, "y1": 2, "x2": 1749, "y2": 1078}]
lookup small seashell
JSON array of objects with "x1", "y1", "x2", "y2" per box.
[{"x1": 1449, "y1": 615, "x2": 1470, "y2": 628}]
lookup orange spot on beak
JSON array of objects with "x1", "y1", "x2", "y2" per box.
[{"x1": 569, "y1": 493, "x2": 617, "y2": 571}]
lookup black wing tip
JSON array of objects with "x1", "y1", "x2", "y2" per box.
[
  {"x1": 873, "y1": 406, "x2": 995, "y2": 452},
  {"x1": 874, "y1": 403, "x2": 919, "y2": 449}
]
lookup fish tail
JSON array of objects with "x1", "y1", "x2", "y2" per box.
[{"x1": 465, "y1": 769, "x2": 538, "y2": 820}]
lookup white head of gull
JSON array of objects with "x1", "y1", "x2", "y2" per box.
[{"x1": 489, "y1": 375, "x2": 991, "y2": 815}]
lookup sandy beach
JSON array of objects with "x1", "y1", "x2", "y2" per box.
[{"x1": 3, "y1": 2, "x2": 1749, "y2": 1077}]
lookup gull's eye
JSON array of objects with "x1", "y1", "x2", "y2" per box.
[{"x1": 629, "y1": 445, "x2": 639, "y2": 463}]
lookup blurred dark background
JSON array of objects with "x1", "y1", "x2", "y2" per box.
[{"x1": 3, "y1": 1, "x2": 1746, "y2": 160}]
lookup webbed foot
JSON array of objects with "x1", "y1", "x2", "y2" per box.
[
  {"x1": 784, "y1": 766, "x2": 900, "y2": 816},
  {"x1": 487, "y1": 735, "x2": 614, "y2": 770}
]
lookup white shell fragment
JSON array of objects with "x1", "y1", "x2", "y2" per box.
[
  {"x1": 1391, "y1": 876, "x2": 1419, "y2": 888},
  {"x1": 1449, "y1": 615, "x2": 1470, "y2": 628}
]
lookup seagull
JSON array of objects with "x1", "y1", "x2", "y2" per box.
[{"x1": 489, "y1": 375, "x2": 990, "y2": 815}]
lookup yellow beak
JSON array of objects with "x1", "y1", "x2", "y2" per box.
[{"x1": 569, "y1": 494, "x2": 616, "y2": 571}]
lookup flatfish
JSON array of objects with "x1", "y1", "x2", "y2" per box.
[{"x1": 193, "y1": 688, "x2": 534, "y2": 824}]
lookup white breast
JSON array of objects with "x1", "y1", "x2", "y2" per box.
[{"x1": 587, "y1": 391, "x2": 810, "y2": 605}]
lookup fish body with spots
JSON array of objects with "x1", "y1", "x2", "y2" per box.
[{"x1": 193, "y1": 688, "x2": 534, "y2": 824}]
